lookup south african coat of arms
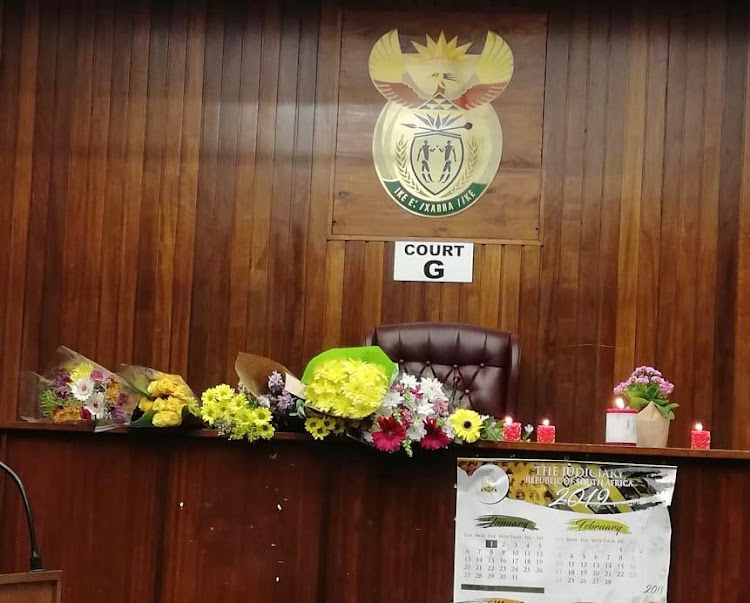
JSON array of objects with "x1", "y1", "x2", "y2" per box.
[{"x1": 369, "y1": 29, "x2": 514, "y2": 217}]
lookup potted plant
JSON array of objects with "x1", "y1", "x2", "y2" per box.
[{"x1": 614, "y1": 366, "x2": 677, "y2": 447}]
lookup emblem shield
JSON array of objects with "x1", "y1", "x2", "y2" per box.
[
  {"x1": 369, "y1": 29, "x2": 514, "y2": 217},
  {"x1": 409, "y1": 132, "x2": 464, "y2": 196}
]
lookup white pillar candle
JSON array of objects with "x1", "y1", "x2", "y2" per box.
[{"x1": 605, "y1": 398, "x2": 638, "y2": 445}]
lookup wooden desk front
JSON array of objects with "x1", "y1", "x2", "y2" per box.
[
  {"x1": 0, "y1": 426, "x2": 747, "y2": 602},
  {"x1": 0, "y1": 571, "x2": 61, "y2": 603}
]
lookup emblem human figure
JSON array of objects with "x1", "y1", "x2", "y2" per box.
[
  {"x1": 417, "y1": 139, "x2": 433, "y2": 182},
  {"x1": 440, "y1": 139, "x2": 457, "y2": 182}
]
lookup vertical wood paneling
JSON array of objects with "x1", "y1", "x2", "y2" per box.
[
  {"x1": 168, "y1": 0, "x2": 206, "y2": 376},
  {"x1": 694, "y1": 0, "x2": 725, "y2": 431},
  {"x1": 267, "y1": 1, "x2": 301, "y2": 363},
  {"x1": 286, "y1": 2, "x2": 320, "y2": 371},
  {"x1": 322, "y1": 240, "x2": 346, "y2": 350},
  {"x1": 340, "y1": 240, "x2": 367, "y2": 344},
  {"x1": 499, "y1": 246, "x2": 522, "y2": 333},
  {"x1": 536, "y1": 2, "x2": 570, "y2": 425},
  {"x1": 115, "y1": 0, "x2": 149, "y2": 364},
  {"x1": 152, "y1": 0, "x2": 188, "y2": 370},
  {"x1": 96, "y1": 0, "x2": 134, "y2": 369},
  {"x1": 672, "y1": 1, "x2": 707, "y2": 440},
  {"x1": 361, "y1": 241, "x2": 385, "y2": 337},
  {"x1": 634, "y1": 3, "x2": 668, "y2": 367},
  {"x1": 0, "y1": 0, "x2": 39, "y2": 422},
  {"x1": 186, "y1": 4, "x2": 227, "y2": 386},
  {"x1": 518, "y1": 246, "x2": 540, "y2": 422},
  {"x1": 35, "y1": 0, "x2": 79, "y2": 372},
  {"x1": 225, "y1": 1, "x2": 261, "y2": 378},
  {"x1": 478, "y1": 245, "x2": 502, "y2": 329},
  {"x1": 657, "y1": 1, "x2": 687, "y2": 391},
  {"x1": 734, "y1": 4, "x2": 750, "y2": 449},
  {"x1": 1, "y1": 0, "x2": 750, "y2": 448},
  {"x1": 596, "y1": 1, "x2": 628, "y2": 440},
  {"x1": 714, "y1": 1, "x2": 747, "y2": 447},
  {"x1": 573, "y1": 1, "x2": 607, "y2": 441},
  {"x1": 78, "y1": 0, "x2": 114, "y2": 357},
  {"x1": 614, "y1": 1, "x2": 647, "y2": 382},
  {"x1": 555, "y1": 0, "x2": 588, "y2": 440},
  {"x1": 59, "y1": 0, "x2": 96, "y2": 351},
  {"x1": 301, "y1": 0, "x2": 339, "y2": 363}
]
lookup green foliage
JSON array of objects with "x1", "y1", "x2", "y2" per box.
[
  {"x1": 39, "y1": 389, "x2": 65, "y2": 417},
  {"x1": 481, "y1": 419, "x2": 505, "y2": 442},
  {"x1": 129, "y1": 410, "x2": 156, "y2": 427},
  {"x1": 624, "y1": 386, "x2": 679, "y2": 421}
]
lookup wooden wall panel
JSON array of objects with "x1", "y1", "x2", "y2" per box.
[
  {"x1": 331, "y1": 9, "x2": 547, "y2": 241},
  {"x1": 2, "y1": 0, "x2": 750, "y2": 448}
]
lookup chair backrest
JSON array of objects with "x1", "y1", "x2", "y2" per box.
[{"x1": 365, "y1": 322, "x2": 520, "y2": 418}]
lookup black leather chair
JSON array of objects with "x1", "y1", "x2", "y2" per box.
[{"x1": 365, "y1": 322, "x2": 520, "y2": 418}]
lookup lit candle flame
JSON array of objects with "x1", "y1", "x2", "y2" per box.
[
  {"x1": 504, "y1": 415, "x2": 513, "y2": 425},
  {"x1": 615, "y1": 397, "x2": 625, "y2": 409},
  {"x1": 542, "y1": 419, "x2": 550, "y2": 427},
  {"x1": 695, "y1": 422, "x2": 703, "y2": 431}
]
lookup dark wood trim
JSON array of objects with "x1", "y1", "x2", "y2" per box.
[{"x1": 1, "y1": 422, "x2": 749, "y2": 461}]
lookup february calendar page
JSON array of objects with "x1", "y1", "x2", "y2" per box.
[{"x1": 454, "y1": 458, "x2": 677, "y2": 603}]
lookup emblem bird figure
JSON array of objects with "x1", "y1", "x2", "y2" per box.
[{"x1": 368, "y1": 29, "x2": 514, "y2": 110}]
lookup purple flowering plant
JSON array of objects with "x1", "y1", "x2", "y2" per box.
[{"x1": 613, "y1": 366, "x2": 678, "y2": 420}]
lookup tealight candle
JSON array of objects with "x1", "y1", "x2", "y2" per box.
[
  {"x1": 605, "y1": 397, "x2": 637, "y2": 445},
  {"x1": 537, "y1": 419, "x2": 556, "y2": 443},
  {"x1": 690, "y1": 422, "x2": 711, "y2": 450},
  {"x1": 503, "y1": 416, "x2": 522, "y2": 442}
]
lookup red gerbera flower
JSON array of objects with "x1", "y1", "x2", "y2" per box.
[
  {"x1": 372, "y1": 415, "x2": 406, "y2": 453},
  {"x1": 420, "y1": 418, "x2": 451, "y2": 450}
]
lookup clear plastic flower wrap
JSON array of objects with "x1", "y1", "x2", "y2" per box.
[
  {"x1": 118, "y1": 365, "x2": 201, "y2": 428},
  {"x1": 19, "y1": 346, "x2": 138, "y2": 425}
]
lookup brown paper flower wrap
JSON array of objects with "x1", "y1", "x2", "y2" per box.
[
  {"x1": 234, "y1": 352, "x2": 293, "y2": 398},
  {"x1": 635, "y1": 402, "x2": 670, "y2": 448}
]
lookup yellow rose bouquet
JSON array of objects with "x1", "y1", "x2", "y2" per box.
[{"x1": 119, "y1": 365, "x2": 200, "y2": 428}]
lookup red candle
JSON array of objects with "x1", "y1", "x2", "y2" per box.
[
  {"x1": 503, "y1": 416, "x2": 522, "y2": 442},
  {"x1": 537, "y1": 419, "x2": 556, "y2": 443},
  {"x1": 691, "y1": 422, "x2": 711, "y2": 450}
]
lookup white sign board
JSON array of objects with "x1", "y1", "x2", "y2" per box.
[
  {"x1": 393, "y1": 241, "x2": 474, "y2": 283},
  {"x1": 454, "y1": 458, "x2": 677, "y2": 603}
]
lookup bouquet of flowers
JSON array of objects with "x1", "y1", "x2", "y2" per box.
[
  {"x1": 234, "y1": 352, "x2": 306, "y2": 431},
  {"x1": 302, "y1": 346, "x2": 397, "y2": 420},
  {"x1": 198, "y1": 346, "x2": 509, "y2": 455},
  {"x1": 359, "y1": 374, "x2": 505, "y2": 456},
  {"x1": 614, "y1": 366, "x2": 678, "y2": 420},
  {"x1": 120, "y1": 366, "x2": 200, "y2": 427},
  {"x1": 300, "y1": 346, "x2": 396, "y2": 440},
  {"x1": 257, "y1": 371, "x2": 307, "y2": 429},
  {"x1": 20, "y1": 347, "x2": 138, "y2": 424},
  {"x1": 200, "y1": 384, "x2": 275, "y2": 441}
]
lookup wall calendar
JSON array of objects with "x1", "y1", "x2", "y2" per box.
[{"x1": 454, "y1": 458, "x2": 677, "y2": 603}]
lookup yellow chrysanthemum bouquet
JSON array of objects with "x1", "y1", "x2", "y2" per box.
[
  {"x1": 200, "y1": 384, "x2": 275, "y2": 442},
  {"x1": 119, "y1": 366, "x2": 201, "y2": 428},
  {"x1": 300, "y1": 346, "x2": 397, "y2": 440},
  {"x1": 197, "y1": 352, "x2": 308, "y2": 440}
]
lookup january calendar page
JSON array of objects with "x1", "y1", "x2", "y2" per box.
[{"x1": 453, "y1": 458, "x2": 677, "y2": 603}]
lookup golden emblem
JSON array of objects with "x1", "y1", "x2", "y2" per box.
[{"x1": 369, "y1": 30, "x2": 514, "y2": 217}]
